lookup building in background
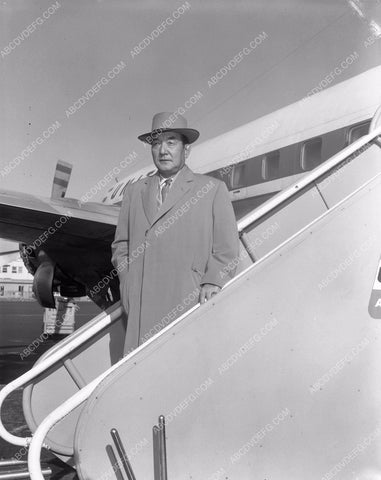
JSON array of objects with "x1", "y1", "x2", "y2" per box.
[{"x1": 0, "y1": 257, "x2": 33, "y2": 299}]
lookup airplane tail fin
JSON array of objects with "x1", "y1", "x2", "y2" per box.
[{"x1": 51, "y1": 160, "x2": 73, "y2": 199}]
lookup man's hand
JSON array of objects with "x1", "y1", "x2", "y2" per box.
[{"x1": 199, "y1": 283, "x2": 221, "y2": 304}]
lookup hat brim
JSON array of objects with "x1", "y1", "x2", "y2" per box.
[{"x1": 138, "y1": 128, "x2": 200, "y2": 145}]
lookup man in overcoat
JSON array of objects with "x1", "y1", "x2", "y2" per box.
[{"x1": 111, "y1": 112, "x2": 239, "y2": 354}]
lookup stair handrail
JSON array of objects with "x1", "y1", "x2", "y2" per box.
[{"x1": 0, "y1": 302, "x2": 123, "y2": 447}]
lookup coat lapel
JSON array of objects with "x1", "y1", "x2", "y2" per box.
[
  {"x1": 141, "y1": 175, "x2": 159, "y2": 226},
  {"x1": 150, "y1": 165, "x2": 194, "y2": 227}
]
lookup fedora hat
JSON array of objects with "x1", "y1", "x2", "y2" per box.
[{"x1": 138, "y1": 112, "x2": 200, "y2": 144}]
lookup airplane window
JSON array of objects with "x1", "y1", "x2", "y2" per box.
[
  {"x1": 242, "y1": 157, "x2": 260, "y2": 186},
  {"x1": 301, "y1": 137, "x2": 322, "y2": 171},
  {"x1": 262, "y1": 151, "x2": 280, "y2": 180},
  {"x1": 347, "y1": 121, "x2": 370, "y2": 145},
  {"x1": 226, "y1": 156, "x2": 262, "y2": 189},
  {"x1": 231, "y1": 162, "x2": 246, "y2": 190}
]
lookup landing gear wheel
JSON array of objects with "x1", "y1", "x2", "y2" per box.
[{"x1": 33, "y1": 260, "x2": 56, "y2": 308}]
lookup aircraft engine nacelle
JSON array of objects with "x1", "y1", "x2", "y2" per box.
[{"x1": 19, "y1": 243, "x2": 86, "y2": 308}]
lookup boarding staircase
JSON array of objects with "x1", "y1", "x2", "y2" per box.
[{"x1": 0, "y1": 118, "x2": 381, "y2": 480}]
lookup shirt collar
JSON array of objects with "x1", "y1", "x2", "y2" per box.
[{"x1": 158, "y1": 168, "x2": 182, "y2": 186}]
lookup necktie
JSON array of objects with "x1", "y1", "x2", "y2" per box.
[{"x1": 159, "y1": 178, "x2": 172, "y2": 207}]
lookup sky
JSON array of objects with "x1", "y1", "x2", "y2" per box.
[{"x1": 0, "y1": 0, "x2": 380, "y2": 251}]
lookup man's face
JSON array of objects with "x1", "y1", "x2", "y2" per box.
[{"x1": 151, "y1": 131, "x2": 190, "y2": 177}]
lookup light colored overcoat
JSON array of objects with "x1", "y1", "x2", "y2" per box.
[{"x1": 111, "y1": 165, "x2": 239, "y2": 354}]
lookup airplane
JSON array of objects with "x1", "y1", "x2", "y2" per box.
[{"x1": 1, "y1": 65, "x2": 380, "y2": 312}]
